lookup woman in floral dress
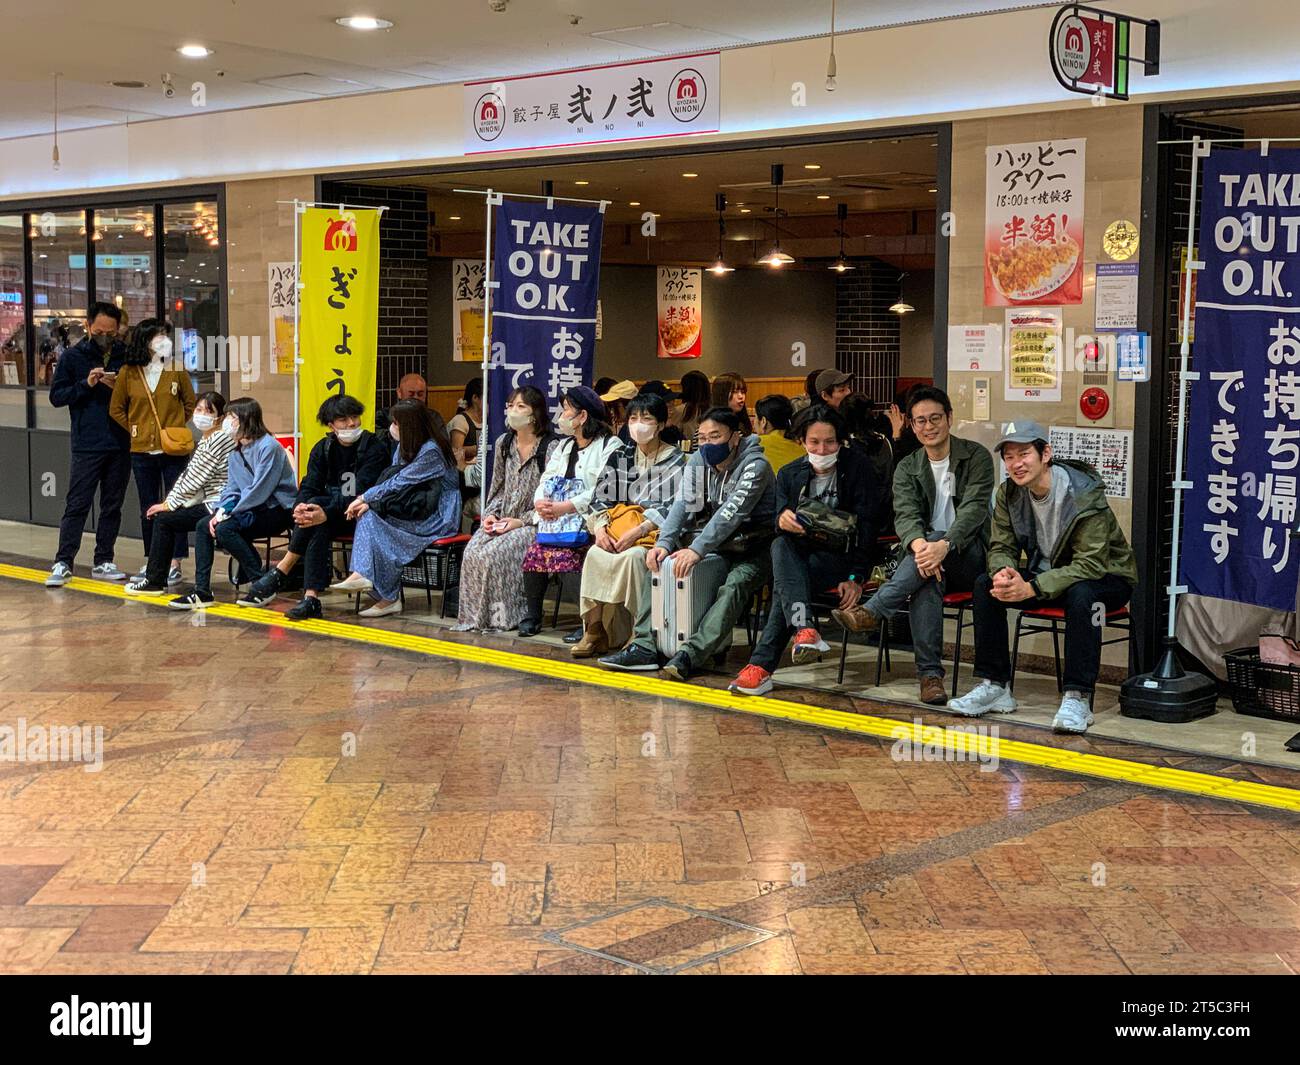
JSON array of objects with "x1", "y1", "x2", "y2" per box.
[{"x1": 454, "y1": 386, "x2": 557, "y2": 631}]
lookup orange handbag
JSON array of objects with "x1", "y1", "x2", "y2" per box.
[{"x1": 606, "y1": 503, "x2": 658, "y2": 547}]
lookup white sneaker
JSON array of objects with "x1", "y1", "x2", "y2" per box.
[
  {"x1": 45, "y1": 562, "x2": 72, "y2": 587},
  {"x1": 167, "y1": 565, "x2": 184, "y2": 586},
  {"x1": 90, "y1": 562, "x2": 127, "y2": 581},
  {"x1": 1052, "y1": 693, "x2": 1093, "y2": 734},
  {"x1": 947, "y1": 680, "x2": 1017, "y2": 717}
]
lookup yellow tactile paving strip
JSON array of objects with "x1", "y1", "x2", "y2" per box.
[{"x1": 5, "y1": 561, "x2": 1299, "y2": 814}]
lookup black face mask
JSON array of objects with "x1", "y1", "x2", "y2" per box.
[{"x1": 92, "y1": 333, "x2": 113, "y2": 352}]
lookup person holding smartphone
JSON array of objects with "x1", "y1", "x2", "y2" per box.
[{"x1": 45, "y1": 301, "x2": 132, "y2": 587}]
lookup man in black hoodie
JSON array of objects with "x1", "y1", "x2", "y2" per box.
[
  {"x1": 45, "y1": 302, "x2": 131, "y2": 587},
  {"x1": 236, "y1": 394, "x2": 388, "y2": 619},
  {"x1": 730, "y1": 404, "x2": 888, "y2": 695}
]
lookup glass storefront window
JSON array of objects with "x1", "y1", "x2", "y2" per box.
[
  {"x1": 94, "y1": 205, "x2": 157, "y2": 333},
  {"x1": 164, "y1": 201, "x2": 221, "y2": 390},
  {"x1": 32, "y1": 210, "x2": 88, "y2": 388},
  {"x1": 0, "y1": 215, "x2": 25, "y2": 387}
]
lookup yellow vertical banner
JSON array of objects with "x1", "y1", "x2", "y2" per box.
[{"x1": 298, "y1": 207, "x2": 380, "y2": 459}]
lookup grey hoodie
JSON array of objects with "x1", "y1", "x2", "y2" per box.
[{"x1": 656, "y1": 433, "x2": 776, "y2": 556}]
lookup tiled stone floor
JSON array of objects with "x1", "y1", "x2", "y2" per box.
[{"x1": 1, "y1": 529, "x2": 1299, "y2": 973}]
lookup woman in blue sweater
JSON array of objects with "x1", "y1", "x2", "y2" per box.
[
  {"x1": 331, "y1": 399, "x2": 460, "y2": 617},
  {"x1": 168, "y1": 396, "x2": 296, "y2": 609}
]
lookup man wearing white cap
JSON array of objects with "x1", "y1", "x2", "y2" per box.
[{"x1": 948, "y1": 420, "x2": 1137, "y2": 733}]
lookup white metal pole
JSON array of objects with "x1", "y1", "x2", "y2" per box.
[
  {"x1": 479, "y1": 190, "x2": 497, "y2": 491},
  {"x1": 293, "y1": 199, "x2": 303, "y2": 467},
  {"x1": 1166, "y1": 134, "x2": 1207, "y2": 639}
]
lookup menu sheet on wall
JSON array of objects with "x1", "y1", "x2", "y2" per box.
[
  {"x1": 452, "y1": 259, "x2": 486, "y2": 362},
  {"x1": 1005, "y1": 307, "x2": 1063, "y2": 402},
  {"x1": 267, "y1": 262, "x2": 297, "y2": 376},
  {"x1": 1048, "y1": 426, "x2": 1132, "y2": 498}
]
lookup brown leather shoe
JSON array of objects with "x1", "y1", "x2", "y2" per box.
[
  {"x1": 571, "y1": 623, "x2": 609, "y2": 658},
  {"x1": 919, "y1": 676, "x2": 948, "y2": 705},
  {"x1": 832, "y1": 605, "x2": 879, "y2": 634}
]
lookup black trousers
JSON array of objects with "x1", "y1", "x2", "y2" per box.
[
  {"x1": 56, "y1": 449, "x2": 131, "y2": 567},
  {"x1": 971, "y1": 569, "x2": 1133, "y2": 694},
  {"x1": 194, "y1": 507, "x2": 291, "y2": 594},
  {"x1": 286, "y1": 513, "x2": 354, "y2": 594},
  {"x1": 131, "y1": 452, "x2": 190, "y2": 561},
  {"x1": 750, "y1": 534, "x2": 852, "y2": 672},
  {"x1": 145, "y1": 505, "x2": 209, "y2": 586}
]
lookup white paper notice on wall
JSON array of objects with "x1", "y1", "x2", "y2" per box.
[
  {"x1": 1048, "y1": 426, "x2": 1132, "y2": 498},
  {"x1": 1095, "y1": 262, "x2": 1139, "y2": 331},
  {"x1": 947, "y1": 324, "x2": 1003, "y2": 371}
]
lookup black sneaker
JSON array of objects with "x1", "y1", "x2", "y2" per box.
[
  {"x1": 236, "y1": 568, "x2": 284, "y2": 607},
  {"x1": 168, "y1": 591, "x2": 214, "y2": 611},
  {"x1": 663, "y1": 651, "x2": 693, "y2": 682},
  {"x1": 285, "y1": 596, "x2": 323, "y2": 621},
  {"x1": 562, "y1": 626, "x2": 585, "y2": 644},
  {"x1": 124, "y1": 579, "x2": 168, "y2": 597},
  {"x1": 598, "y1": 644, "x2": 662, "y2": 672}
]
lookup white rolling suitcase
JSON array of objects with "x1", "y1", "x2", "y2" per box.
[{"x1": 651, "y1": 552, "x2": 728, "y2": 658}]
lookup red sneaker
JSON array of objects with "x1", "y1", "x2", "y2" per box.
[
  {"x1": 791, "y1": 627, "x2": 830, "y2": 665},
  {"x1": 729, "y1": 664, "x2": 773, "y2": 696}
]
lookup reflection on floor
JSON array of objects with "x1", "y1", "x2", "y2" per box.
[{"x1": 1, "y1": 571, "x2": 1298, "y2": 975}]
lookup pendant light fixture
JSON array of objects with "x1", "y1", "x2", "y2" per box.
[
  {"x1": 759, "y1": 164, "x2": 795, "y2": 267},
  {"x1": 708, "y1": 192, "x2": 734, "y2": 275},
  {"x1": 825, "y1": 0, "x2": 837, "y2": 92},
  {"x1": 828, "y1": 202, "x2": 855, "y2": 272},
  {"x1": 52, "y1": 72, "x2": 61, "y2": 171}
]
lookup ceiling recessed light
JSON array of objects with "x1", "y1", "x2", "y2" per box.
[
  {"x1": 681, "y1": 172, "x2": 698, "y2": 178},
  {"x1": 628, "y1": 201, "x2": 640, "y2": 206},
  {"x1": 739, "y1": 208, "x2": 751, "y2": 213},
  {"x1": 335, "y1": 16, "x2": 393, "y2": 30},
  {"x1": 177, "y1": 44, "x2": 212, "y2": 58},
  {"x1": 804, "y1": 164, "x2": 821, "y2": 170},
  {"x1": 574, "y1": 180, "x2": 589, "y2": 186},
  {"x1": 816, "y1": 195, "x2": 830, "y2": 200},
  {"x1": 927, "y1": 188, "x2": 938, "y2": 193},
  {"x1": 111, "y1": 80, "x2": 147, "y2": 89},
  {"x1": 449, "y1": 216, "x2": 461, "y2": 221}
]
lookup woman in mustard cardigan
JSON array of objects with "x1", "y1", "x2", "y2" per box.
[{"x1": 110, "y1": 319, "x2": 196, "y2": 584}]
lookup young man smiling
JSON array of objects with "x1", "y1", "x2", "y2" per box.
[
  {"x1": 833, "y1": 386, "x2": 993, "y2": 705},
  {"x1": 947, "y1": 420, "x2": 1137, "y2": 734}
]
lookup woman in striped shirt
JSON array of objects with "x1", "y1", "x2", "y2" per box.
[{"x1": 124, "y1": 392, "x2": 234, "y2": 597}]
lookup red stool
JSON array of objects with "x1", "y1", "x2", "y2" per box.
[
  {"x1": 1011, "y1": 604, "x2": 1131, "y2": 710},
  {"x1": 838, "y1": 589, "x2": 972, "y2": 694}
]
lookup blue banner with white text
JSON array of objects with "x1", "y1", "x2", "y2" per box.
[
  {"x1": 1185, "y1": 147, "x2": 1300, "y2": 610},
  {"x1": 486, "y1": 199, "x2": 604, "y2": 483}
]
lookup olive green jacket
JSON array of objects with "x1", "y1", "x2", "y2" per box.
[
  {"x1": 892, "y1": 435, "x2": 994, "y2": 554},
  {"x1": 987, "y1": 458, "x2": 1138, "y2": 600}
]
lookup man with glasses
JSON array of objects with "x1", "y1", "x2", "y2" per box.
[
  {"x1": 45, "y1": 301, "x2": 132, "y2": 586},
  {"x1": 833, "y1": 386, "x2": 993, "y2": 705}
]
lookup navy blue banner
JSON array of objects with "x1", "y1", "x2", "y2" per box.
[
  {"x1": 1185, "y1": 147, "x2": 1300, "y2": 610},
  {"x1": 486, "y1": 199, "x2": 604, "y2": 481}
]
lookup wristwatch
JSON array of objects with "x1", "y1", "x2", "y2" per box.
[{"x1": 1029, "y1": 577, "x2": 1043, "y2": 599}]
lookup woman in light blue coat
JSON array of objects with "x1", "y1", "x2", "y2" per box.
[{"x1": 333, "y1": 399, "x2": 460, "y2": 617}]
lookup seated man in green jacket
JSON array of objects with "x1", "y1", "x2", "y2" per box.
[
  {"x1": 833, "y1": 386, "x2": 994, "y2": 705},
  {"x1": 948, "y1": 420, "x2": 1137, "y2": 734}
]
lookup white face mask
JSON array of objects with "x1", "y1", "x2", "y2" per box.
[
  {"x1": 192, "y1": 412, "x2": 215, "y2": 431},
  {"x1": 627, "y1": 421, "x2": 656, "y2": 444},
  {"x1": 223, "y1": 416, "x2": 239, "y2": 438},
  {"x1": 335, "y1": 427, "x2": 362, "y2": 445},
  {"x1": 150, "y1": 336, "x2": 173, "y2": 361},
  {"x1": 557, "y1": 415, "x2": 577, "y2": 437},
  {"x1": 807, "y1": 448, "x2": 839, "y2": 473},
  {"x1": 505, "y1": 411, "x2": 532, "y2": 431},
  {"x1": 389, "y1": 423, "x2": 400, "y2": 442}
]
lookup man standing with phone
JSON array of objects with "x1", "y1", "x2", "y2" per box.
[{"x1": 46, "y1": 301, "x2": 131, "y2": 586}]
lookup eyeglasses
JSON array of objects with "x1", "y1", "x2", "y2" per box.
[{"x1": 911, "y1": 413, "x2": 947, "y2": 428}]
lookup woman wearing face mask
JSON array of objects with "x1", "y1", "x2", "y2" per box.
[
  {"x1": 110, "y1": 318, "x2": 197, "y2": 585},
  {"x1": 331, "y1": 399, "x2": 461, "y2": 618},
  {"x1": 571, "y1": 392, "x2": 686, "y2": 657},
  {"x1": 728, "y1": 403, "x2": 889, "y2": 696},
  {"x1": 710, "y1": 371, "x2": 753, "y2": 436},
  {"x1": 168, "y1": 397, "x2": 296, "y2": 610},
  {"x1": 236, "y1": 394, "x2": 389, "y2": 619},
  {"x1": 517, "y1": 386, "x2": 622, "y2": 637},
  {"x1": 454, "y1": 386, "x2": 559, "y2": 632},
  {"x1": 124, "y1": 392, "x2": 232, "y2": 597}
]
